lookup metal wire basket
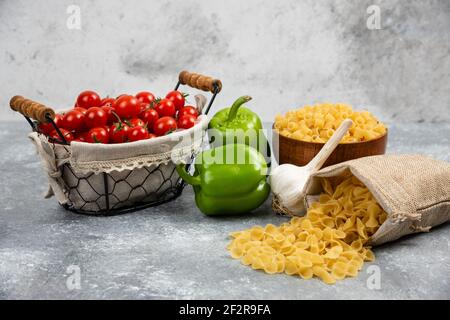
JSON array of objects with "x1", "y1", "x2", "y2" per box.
[{"x1": 10, "y1": 71, "x2": 222, "y2": 215}]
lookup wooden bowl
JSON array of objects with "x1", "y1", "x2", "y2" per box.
[{"x1": 272, "y1": 126, "x2": 388, "y2": 167}]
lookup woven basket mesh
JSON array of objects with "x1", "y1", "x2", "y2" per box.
[{"x1": 60, "y1": 162, "x2": 182, "y2": 213}]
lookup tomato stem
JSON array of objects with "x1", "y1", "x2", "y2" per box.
[{"x1": 111, "y1": 111, "x2": 122, "y2": 124}]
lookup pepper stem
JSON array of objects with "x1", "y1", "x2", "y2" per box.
[
  {"x1": 227, "y1": 95, "x2": 252, "y2": 121},
  {"x1": 176, "y1": 164, "x2": 201, "y2": 186}
]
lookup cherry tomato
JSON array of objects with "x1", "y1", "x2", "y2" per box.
[
  {"x1": 50, "y1": 128, "x2": 74, "y2": 143},
  {"x1": 85, "y1": 107, "x2": 108, "y2": 129},
  {"x1": 74, "y1": 106, "x2": 87, "y2": 115},
  {"x1": 53, "y1": 113, "x2": 65, "y2": 127},
  {"x1": 136, "y1": 91, "x2": 155, "y2": 105},
  {"x1": 100, "y1": 97, "x2": 115, "y2": 107},
  {"x1": 139, "y1": 108, "x2": 159, "y2": 128},
  {"x1": 109, "y1": 122, "x2": 130, "y2": 143},
  {"x1": 154, "y1": 116, "x2": 177, "y2": 136},
  {"x1": 38, "y1": 122, "x2": 54, "y2": 135},
  {"x1": 177, "y1": 115, "x2": 196, "y2": 129},
  {"x1": 154, "y1": 98, "x2": 176, "y2": 118},
  {"x1": 114, "y1": 95, "x2": 140, "y2": 119},
  {"x1": 127, "y1": 117, "x2": 145, "y2": 128},
  {"x1": 38, "y1": 123, "x2": 53, "y2": 135},
  {"x1": 148, "y1": 133, "x2": 157, "y2": 139},
  {"x1": 85, "y1": 127, "x2": 109, "y2": 144},
  {"x1": 177, "y1": 106, "x2": 198, "y2": 119},
  {"x1": 101, "y1": 105, "x2": 116, "y2": 125},
  {"x1": 127, "y1": 126, "x2": 150, "y2": 142},
  {"x1": 103, "y1": 125, "x2": 111, "y2": 135},
  {"x1": 166, "y1": 90, "x2": 186, "y2": 111},
  {"x1": 63, "y1": 110, "x2": 85, "y2": 132},
  {"x1": 77, "y1": 90, "x2": 101, "y2": 109},
  {"x1": 39, "y1": 114, "x2": 65, "y2": 134},
  {"x1": 73, "y1": 132, "x2": 87, "y2": 142},
  {"x1": 139, "y1": 102, "x2": 149, "y2": 113}
]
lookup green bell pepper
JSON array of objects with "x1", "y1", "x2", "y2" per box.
[
  {"x1": 208, "y1": 96, "x2": 266, "y2": 153},
  {"x1": 176, "y1": 143, "x2": 270, "y2": 216}
]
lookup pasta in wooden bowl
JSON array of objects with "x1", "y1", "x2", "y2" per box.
[{"x1": 273, "y1": 103, "x2": 387, "y2": 167}]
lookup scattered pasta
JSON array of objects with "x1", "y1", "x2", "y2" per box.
[
  {"x1": 274, "y1": 103, "x2": 386, "y2": 143},
  {"x1": 227, "y1": 176, "x2": 388, "y2": 284}
]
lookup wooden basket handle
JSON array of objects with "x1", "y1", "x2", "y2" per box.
[
  {"x1": 178, "y1": 71, "x2": 222, "y2": 94},
  {"x1": 10, "y1": 96, "x2": 55, "y2": 123}
]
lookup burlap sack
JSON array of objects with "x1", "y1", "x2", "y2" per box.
[{"x1": 303, "y1": 154, "x2": 450, "y2": 245}]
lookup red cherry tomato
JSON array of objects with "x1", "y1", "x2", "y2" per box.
[
  {"x1": 53, "y1": 113, "x2": 65, "y2": 127},
  {"x1": 77, "y1": 90, "x2": 101, "y2": 109},
  {"x1": 101, "y1": 105, "x2": 116, "y2": 125},
  {"x1": 166, "y1": 90, "x2": 185, "y2": 111},
  {"x1": 73, "y1": 132, "x2": 87, "y2": 142},
  {"x1": 100, "y1": 97, "x2": 115, "y2": 107},
  {"x1": 38, "y1": 122, "x2": 54, "y2": 135},
  {"x1": 85, "y1": 107, "x2": 108, "y2": 129},
  {"x1": 154, "y1": 98, "x2": 176, "y2": 118},
  {"x1": 114, "y1": 95, "x2": 140, "y2": 119},
  {"x1": 74, "y1": 106, "x2": 87, "y2": 115},
  {"x1": 38, "y1": 113, "x2": 59, "y2": 136},
  {"x1": 103, "y1": 125, "x2": 111, "y2": 135},
  {"x1": 127, "y1": 126, "x2": 150, "y2": 142},
  {"x1": 177, "y1": 115, "x2": 196, "y2": 129},
  {"x1": 154, "y1": 116, "x2": 177, "y2": 136},
  {"x1": 139, "y1": 108, "x2": 159, "y2": 128},
  {"x1": 50, "y1": 128, "x2": 74, "y2": 143},
  {"x1": 128, "y1": 117, "x2": 145, "y2": 128},
  {"x1": 136, "y1": 91, "x2": 155, "y2": 105},
  {"x1": 148, "y1": 133, "x2": 157, "y2": 139},
  {"x1": 63, "y1": 110, "x2": 85, "y2": 132},
  {"x1": 109, "y1": 122, "x2": 130, "y2": 143},
  {"x1": 85, "y1": 127, "x2": 109, "y2": 144},
  {"x1": 177, "y1": 106, "x2": 198, "y2": 119},
  {"x1": 138, "y1": 102, "x2": 149, "y2": 113},
  {"x1": 39, "y1": 113, "x2": 65, "y2": 134}
]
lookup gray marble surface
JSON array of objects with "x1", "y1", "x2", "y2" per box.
[
  {"x1": 0, "y1": 121, "x2": 449, "y2": 300},
  {"x1": 1, "y1": 0, "x2": 450, "y2": 123}
]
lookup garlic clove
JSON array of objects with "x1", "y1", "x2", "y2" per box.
[{"x1": 270, "y1": 163, "x2": 310, "y2": 215}]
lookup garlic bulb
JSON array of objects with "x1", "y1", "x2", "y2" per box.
[
  {"x1": 270, "y1": 164, "x2": 310, "y2": 215},
  {"x1": 270, "y1": 119, "x2": 353, "y2": 216}
]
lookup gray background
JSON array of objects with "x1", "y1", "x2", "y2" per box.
[{"x1": 1, "y1": 0, "x2": 449, "y2": 123}]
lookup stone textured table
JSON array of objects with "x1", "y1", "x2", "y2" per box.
[{"x1": 0, "y1": 121, "x2": 449, "y2": 299}]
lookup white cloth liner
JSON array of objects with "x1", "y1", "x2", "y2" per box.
[{"x1": 69, "y1": 115, "x2": 208, "y2": 173}]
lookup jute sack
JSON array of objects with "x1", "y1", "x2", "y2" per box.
[{"x1": 303, "y1": 154, "x2": 450, "y2": 246}]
